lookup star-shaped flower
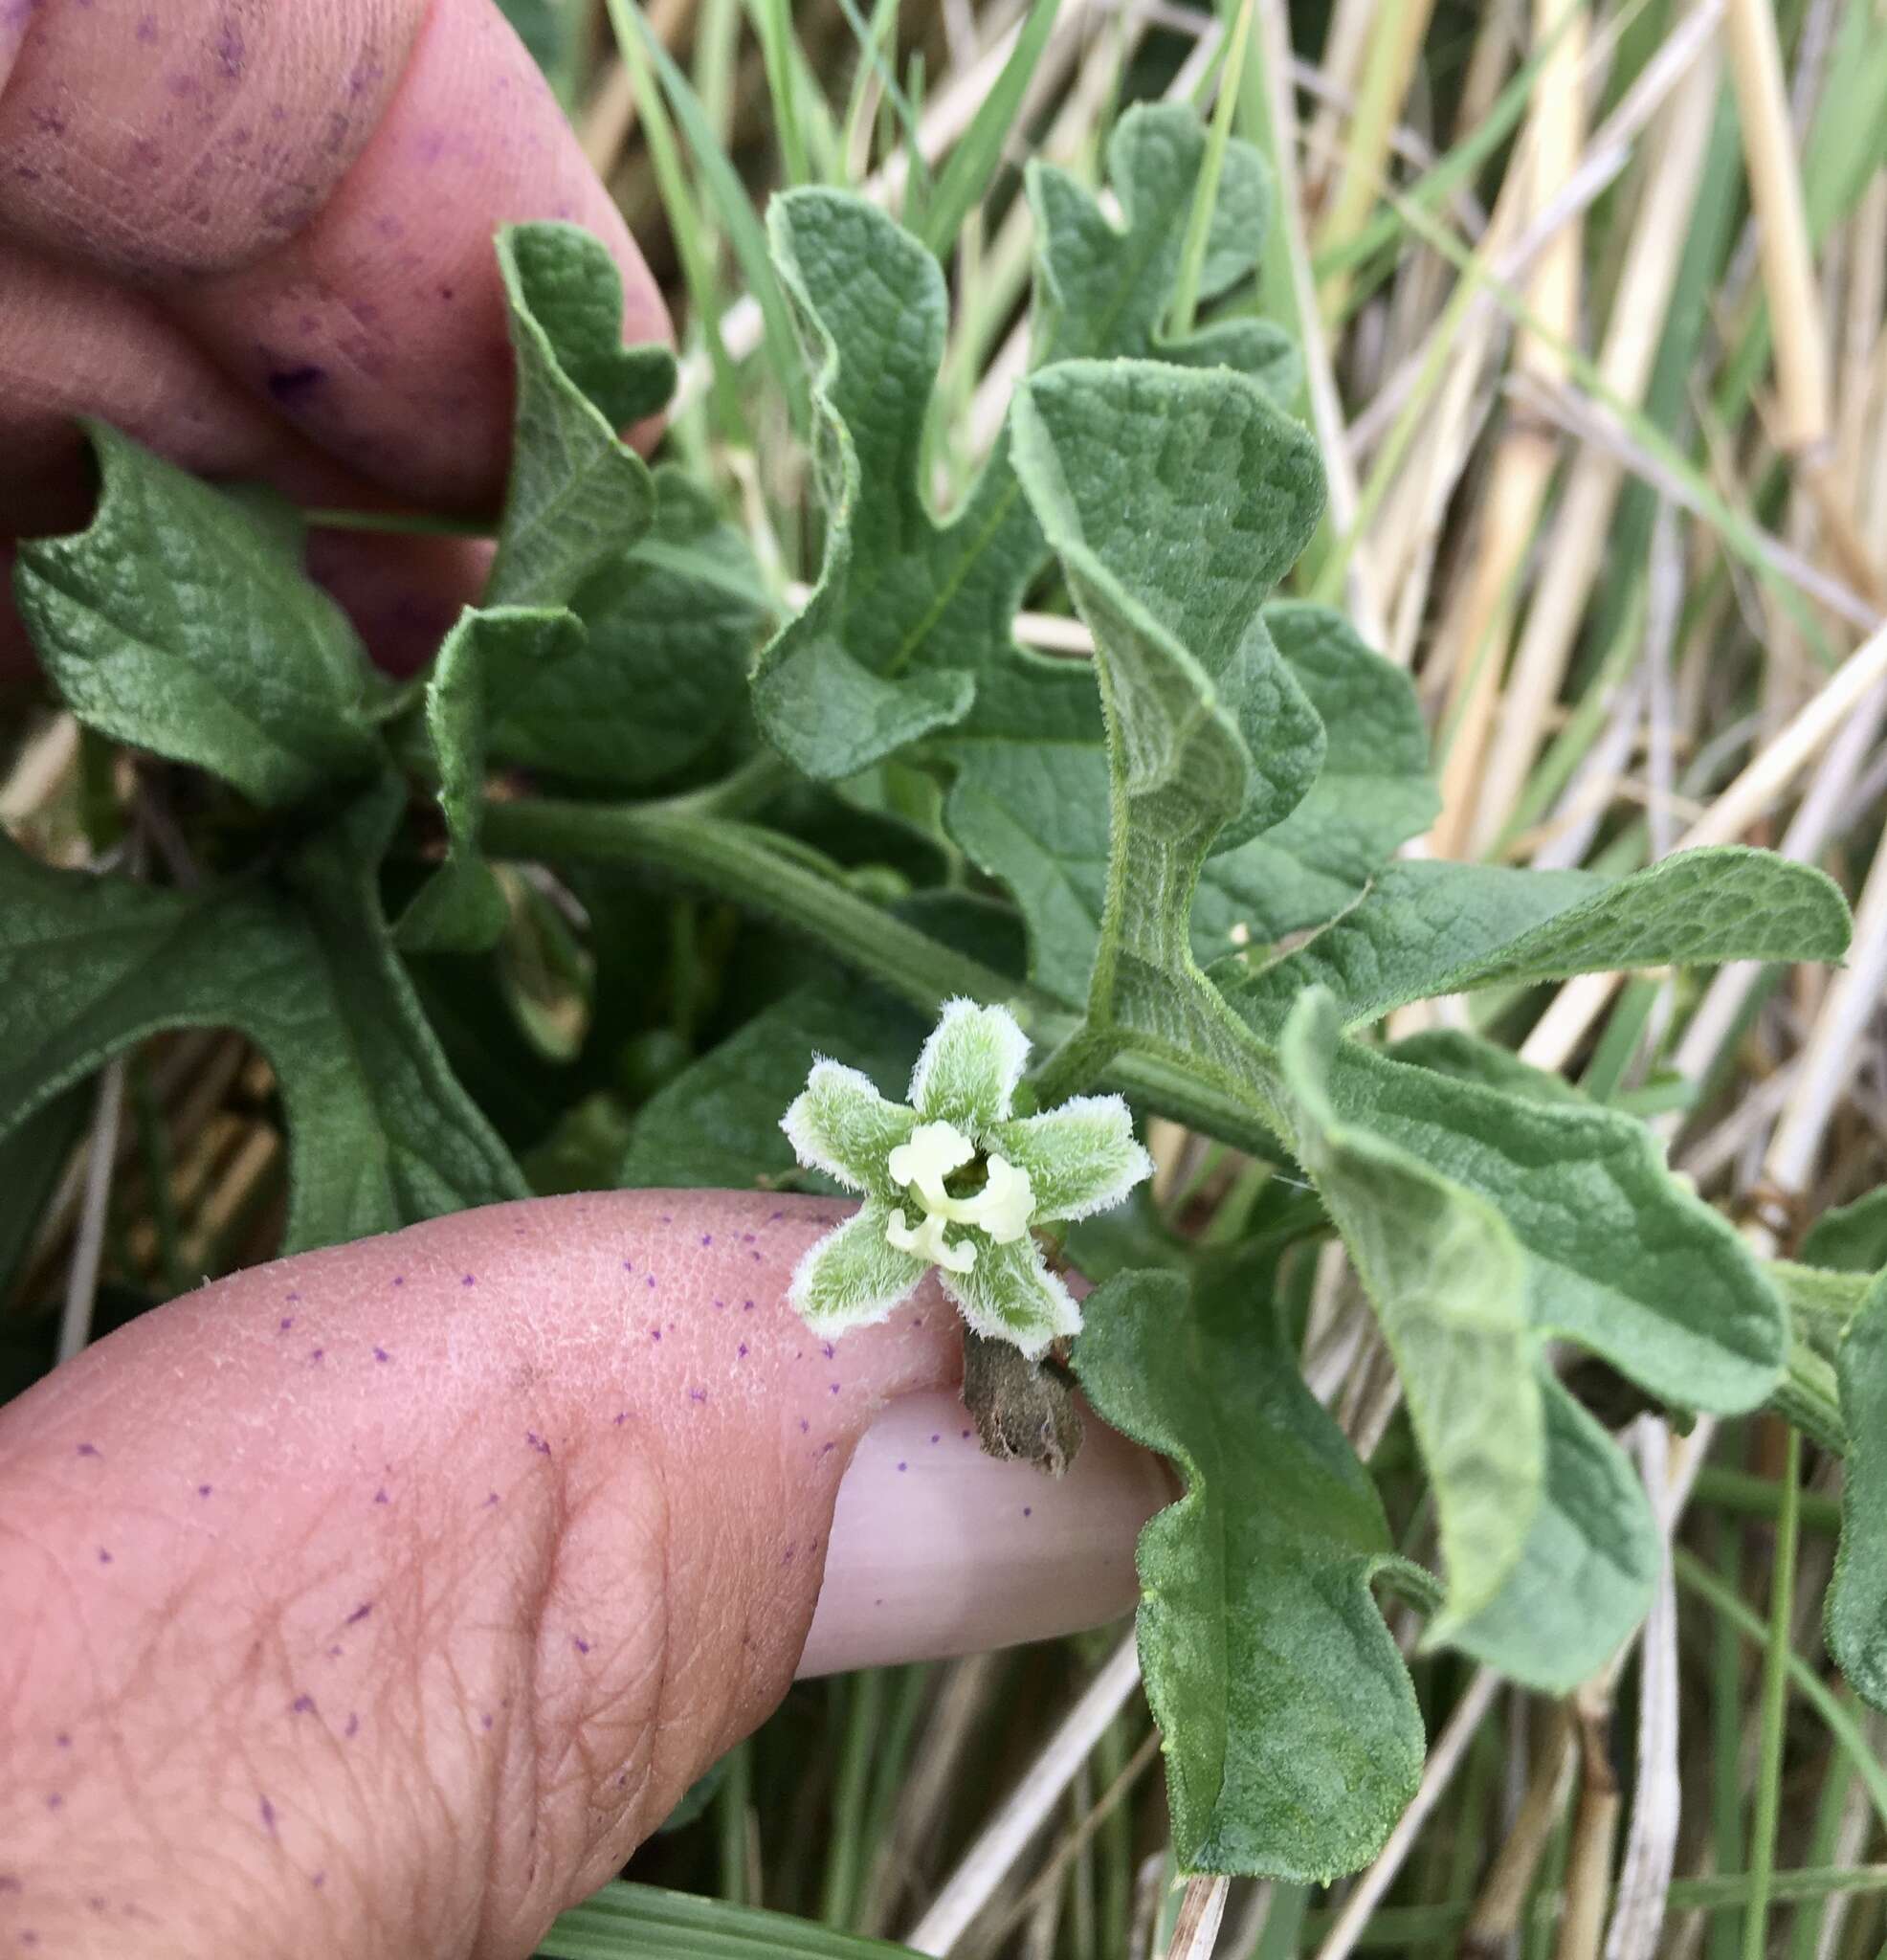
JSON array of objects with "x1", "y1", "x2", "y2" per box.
[{"x1": 780, "y1": 999, "x2": 1153, "y2": 1358}]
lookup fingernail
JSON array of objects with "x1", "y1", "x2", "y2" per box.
[{"x1": 796, "y1": 1391, "x2": 1167, "y2": 1677}]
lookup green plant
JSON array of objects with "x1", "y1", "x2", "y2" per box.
[{"x1": 4, "y1": 84, "x2": 1882, "y2": 1932}]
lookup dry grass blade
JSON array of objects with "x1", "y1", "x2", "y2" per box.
[
  {"x1": 1254, "y1": 0, "x2": 1387, "y2": 647},
  {"x1": 1165, "y1": 1877, "x2": 1231, "y2": 1960},
  {"x1": 1463, "y1": 1705, "x2": 1577, "y2": 1957},
  {"x1": 1602, "y1": 1425, "x2": 1684, "y2": 1960},
  {"x1": 1723, "y1": 0, "x2": 1830, "y2": 454},
  {"x1": 1524, "y1": 616, "x2": 1887, "y2": 1070},
  {"x1": 903, "y1": 1634, "x2": 1143, "y2": 1955},
  {"x1": 1428, "y1": 0, "x2": 1587, "y2": 858},
  {"x1": 1554, "y1": 1690, "x2": 1622, "y2": 1960},
  {"x1": 56, "y1": 1060, "x2": 125, "y2": 1366},
  {"x1": 1466, "y1": 21, "x2": 1724, "y2": 852}
]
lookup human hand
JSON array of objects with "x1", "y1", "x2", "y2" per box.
[
  {"x1": 0, "y1": 0, "x2": 669, "y2": 671},
  {"x1": 0, "y1": 1192, "x2": 1163, "y2": 1958}
]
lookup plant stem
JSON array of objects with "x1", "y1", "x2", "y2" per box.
[
  {"x1": 655, "y1": 750, "x2": 800, "y2": 822},
  {"x1": 480, "y1": 795, "x2": 1289, "y2": 1157},
  {"x1": 1742, "y1": 1424, "x2": 1802, "y2": 1960},
  {"x1": 1709, "y1": 1504, "x2": 1746, "y2": 1960},
  {"x1": 484, "y1": 797, "x2": 1009, "y2": 1013},
  {"x1": 301, "y1": 506, "x2": 494, "y2": 537},
  {"x1": 1692, "y1": 1465, "x2": 1842, "y2": 1535},
  {"x1": 1026, "y1": 1024, "x2": 1126, "y2": 1110}
]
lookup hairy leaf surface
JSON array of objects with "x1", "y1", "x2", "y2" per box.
[
  {"x1": 13, "y1": 426, "x2": 380, "y2": 808},
  {"x1": 485, "y1": 223, "x2": 670, "y2": 606},
  {"x1": 1225, "y1": 850, "x2": 1852, "y2": 1035},
  {"x1": 1073, "y1": 1258, "x2": 1424, "y2": 1880},
  {"x1": 1830, "y1": 1272, "x2": 1887, "y2": 1712},
  {"x1": 621, "y1": 977, "x2": 926, "y2": 1192},
  {"x1": 1327, "y1": 1037, "x2": 1787, "y2": 1413},
  {"x1": 751, "y1": 104, "x2": 1299, "y2": 780},
  {"x1": 489, "y1": 467, "x2": 770, "y2": 787},
  {"x1": 1803, "y1": 1187, "x2": 1887, "y2": 1274},
  {"x1": 1440, "y1": 1373, "x2": 1657, "y2": 1689},
  {"x1": 1278, "y1": 993, "x2": 1542, "y2": 1628},
  {"x1": 939, "y1": 604, "x2": 1432, "y2": 1002},
  {"x1": 399, "y1": 607, "x2": 583, "y2": 953},
  {"x1": 1008, "y1": 357, "x2": 1323, "y2": 1081}
]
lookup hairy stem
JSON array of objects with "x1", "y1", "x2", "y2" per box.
[{"x1": 480, "y1": 795, "x2": 1285, "y2": 1157}]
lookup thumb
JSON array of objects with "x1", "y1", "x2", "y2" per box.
[{"x1": 0, "y1": 1189, "x2": 1162, "y2": 1960}]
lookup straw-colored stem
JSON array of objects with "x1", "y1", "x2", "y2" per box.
[
  {"x1": 1466, "y1": 29, "x2": 1722, "y2": 853},
  {"x1": 1521, "y1": 615, "x2": 1887, "y2": 1069},
  {"x1": 1312, "y1": 0, "x2": 1439, "y2": 322},
  {"x1": 1551, "y1": 1694, "x2": 1621, "y2": 1960},
  {"x1": 1722, "y1": 0, "x2": 1830, "y2": 453}
]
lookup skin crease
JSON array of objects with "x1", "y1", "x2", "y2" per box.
[
  {"x1": 0, "y1": 0, "x2": 670, "y2": 672},
  {"x1": 0, "y1": 1191, "x2": 1159, "y2": 1958}
]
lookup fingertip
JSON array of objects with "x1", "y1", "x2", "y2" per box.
[
  {"x1": 166, "y1": 0, "x2": 672, "y2": 510},
  {"x1": 796, "y1": 1391, "x2": 1167, "y2": 1678}
]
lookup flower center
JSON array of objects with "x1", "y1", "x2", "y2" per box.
[{"x1": 885, "y1": 1120, "x2": 1035, "y2": 1264}]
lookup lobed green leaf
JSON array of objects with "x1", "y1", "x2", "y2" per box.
[
  {"x1": 1008, "y1": 357, "x2": 1323, "y2": 1088},
  {"x1": 1328, "y1": 1036, "x2": 1787, "y2": 1414},
  {"x1": 938, "y1": 608, "x2": 1431, "y2": 1005},
  {"x1": 751, "y1": 103, "x2": 1299, "y2": 781},
  {"x1": 1829, "y1": 1271, "x2": 1887, "y2": 1712},
  {"x1": 1802, "y1": 1186, "x2": 1887, "y2": 1275},
  {"x1": 0, "y1": 790, "x2": 525, "y2": 1255},
  {"x1": 485, "y1": 223, "x2": 671, "y2": 607},
  {"x1": 488, "y1": 466, "x2": 769, "y2": 788},
  {"x1": 398, "y1": 606, "x2": 585, "y2": 953},
  {"x1": 1224, "y1": 849, "x2": 1853, "y2": 1036},
  {"x1": 1439, "y1": 1373, "x2": 1657, "y2": 1690},
  {"x1": 1277, "y1": 992, "x2": 1543, "y2": 1629},
  {"x1": 12, "y1": 426, "x2": 381, "y2": 809},
  {"x1": 1073, "y1": 1256, "x2": 1424, "y2": 1880},
  {"x1": 621, "y1": 977, "x2": 928, "y2": 1192}
]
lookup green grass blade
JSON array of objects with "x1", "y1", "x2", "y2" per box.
[
  {"x1": 1327, "y1": 180, "x2": 1854, "y2": 657},
  {"x1": 1310, "y1": 0, "x2": 1612, "y2": 303},
  {"x1": 744, "y1": 0, "x2": 812, "y2": 184},
  {"x1": 537, "y1": 1882, "x2": 929, "y2": 1958},
  {"x1": 1676, "y1": 1548, "x2": 1887, "y2": 1830},
  {"x1": 693, "y1": 0, "x2": 741, "y2": 141},
  {"x1": 835, "y1": 0, "x2": 923, "y2": 180},
  {"x1": 1742, "y1": 1425, "x2": 1802, "y2": 1960},
  {"x1": 605, "y1": 0, "x2": 741, "y2": 435},
  {"x1": 1167, "y1": 0, "x2": 1254, "y2": 338},
  {"x1": 625, "y1": 0, "x2": 808, "y2": 427},
  {"x1": 917, "y1": 0, "x2": 1060, "y2": 256}
]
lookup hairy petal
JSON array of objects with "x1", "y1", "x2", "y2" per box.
[
  {"x1": 908, "y1": 997, "x2": 1031, "y2": 1131},
  {"x1": 780, "y1": 1059, "x2": 917, "y2": 1195},
  {"x1": 788, "y1": 1204, "x2": 931, "y2": 1333},
  {"x1": 987, "y1": 1096, "x2": 1153, "y2": 1222},
  {"x1": 942, "y1": 1235, "x2": 1083, "y2": 1359}
]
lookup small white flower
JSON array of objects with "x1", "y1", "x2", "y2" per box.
[{"x1": 778, "y1": 998, "x2": 1154, "y2": 1358}]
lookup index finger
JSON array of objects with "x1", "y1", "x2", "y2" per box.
[{"x1": 0, "y1": 0, "x2": 670, "y2": 512}]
